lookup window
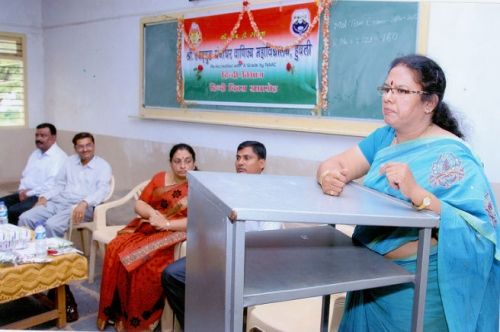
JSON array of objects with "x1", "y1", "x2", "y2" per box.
[{"x1": 0, "y1": 33, "x2": 26, "y2": 126}]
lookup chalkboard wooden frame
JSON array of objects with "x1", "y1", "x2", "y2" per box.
[{"x1": 139, "y1": 1, "x2": 429, "y2": 137}]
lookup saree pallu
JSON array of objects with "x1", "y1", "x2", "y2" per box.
[
  {"x1": 97, "y1": 172, "x2": 188, "y2": 331},
  {"x1": 341, "y1": 138, "x2": 499, "y2": 332}
]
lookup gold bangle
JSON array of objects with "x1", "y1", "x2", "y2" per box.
[
  {"x1": 166, "y1": 220, "x2": 171, "y2": 229},
  {"x1": 319, "y1": 170, "x2": 332, "y2": 187}
]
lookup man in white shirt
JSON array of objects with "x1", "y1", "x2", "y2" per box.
[
  {"x1": 0, "y1": 123, "x2": 67, "y2": 224},
  {"x1": 19, "y1": 132, "x2": 112, "y2": 238},
  {"x1": 235, "y1": 141, "x2": 283, "y2": 232}
]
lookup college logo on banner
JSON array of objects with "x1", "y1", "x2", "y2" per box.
[
  {"x1": 291, "y1": 9, "x2": 310, "y2": 36},
  {"x1": 182, "y1": 2, "x2": 319, "y2": 108}
]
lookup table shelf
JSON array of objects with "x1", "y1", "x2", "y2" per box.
[{"x1": 244, "y1": 226, "x2": 413, "y2": 306}]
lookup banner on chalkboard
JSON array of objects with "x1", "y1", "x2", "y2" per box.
[{"x1": 182, "y1": 2, "x2": 319, "y2": 109}]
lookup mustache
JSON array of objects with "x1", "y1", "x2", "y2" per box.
[{"x1": 35, "y1": 140, "x2": 43, "y2": 144}]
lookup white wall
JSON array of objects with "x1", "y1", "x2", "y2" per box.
[
  {"x1": 427, "y1": 2, "x2": 500, "y2": 181},
  {"x1": 1, "y1": 0, "x2": 499, "y2": 182}
]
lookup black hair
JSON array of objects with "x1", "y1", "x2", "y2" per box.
[
  {"x1": 390, "y1": 54, "x2": 464, "y2": 139},
  {"x1": 169, "y1": 143, "x2": 196, "y2": 163},
  {"x1": 72, "y1": 132, "x2": 95, "y2": 145},
  {"x1": 36, "y1": 123, "x2": 57, "y2": 136},
  {"x1": 237, "y1": 141, "x2": 266, "y2": 160}
]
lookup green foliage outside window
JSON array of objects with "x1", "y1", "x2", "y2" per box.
[{"x1": 0, "y1": 34, "x2": 25, "y2": 127}]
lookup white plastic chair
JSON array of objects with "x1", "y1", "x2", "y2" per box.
[
  {"x1": 87, "y1": 180, "x2": 148, "y2": 284},
  {"x1": 66, "y1": 175, "x2": 115, "y2": 255},
  {"x1": 246, "y1": 293, "x2": 346, "y2": 332}
]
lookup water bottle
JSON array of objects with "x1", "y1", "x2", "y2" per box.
[
  {"x1": 0, "y1": 201, "x2": 8, "y2": 224},
  {"x1": 34, "y1": 221, "x2": 47, "y2": 258}
]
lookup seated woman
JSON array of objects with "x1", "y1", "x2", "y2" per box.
[
  {"x1": 97, "y1": 143, "x2": 197, "y2": 331},
  {"x1": 318, "y1": 55, "x2": 499, "y2": 331}
]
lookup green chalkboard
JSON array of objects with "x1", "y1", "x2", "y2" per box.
[
  {"x1": 326, "y1": 1, "x2": 418, "y2": 119},
  {"x1": 143, "y1": 1, "x2": 420, "y2": 120},
  {"x1": 144, "y1": 21, "x2": 178, "y2": 108}
]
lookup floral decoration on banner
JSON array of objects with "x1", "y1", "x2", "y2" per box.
[
  {"x1": 194, "y1": 64, "x2": 204, "y2": 80},
  {"x1": 318, "y1": 0, "x2": 331, "y2": 114},
  {"x1": 176, "y1": 0, "x2": 333, "y2": 112},
  {"x1": 176, "y1": 19, "x2": 185, "y2": 107}
]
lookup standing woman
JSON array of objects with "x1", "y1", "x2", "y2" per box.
[
  {"x1": 318, "y1": 55, "x2": 499, "y2": 331},
  {"x1": 97, "y1": 143, "x2": 197, "y2": 331}
]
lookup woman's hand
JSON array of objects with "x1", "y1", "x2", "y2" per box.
[
  {"x1": 379, "y1": 162, "x2": 420, "y2": 200},
  {"x1": 148, "y1": 210, "x2": 170, "y2": 231},
  {"x1": 319, "y1": 168, "x2": 349, "y2": 196},
  {"x1": 379, "y1": 162, "x2": 441, "y2": 214}
]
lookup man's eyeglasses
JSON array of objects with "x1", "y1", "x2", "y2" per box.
[{"x1": 376, "y1": 86, "x2": 429, "y2": 96}]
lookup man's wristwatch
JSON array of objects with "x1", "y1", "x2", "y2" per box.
[{"x1": 412, "y1": 196, "x2": 431, "y2": 210}]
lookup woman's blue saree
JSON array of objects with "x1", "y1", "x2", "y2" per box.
[{"x1": 340, "y1": 137, "x2": 499, "y2": 332}]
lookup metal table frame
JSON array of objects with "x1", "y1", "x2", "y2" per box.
[{"x1": 185, "y1": 172, "x2": 439, "y2": 332}]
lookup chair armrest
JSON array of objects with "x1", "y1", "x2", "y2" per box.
[
  {"x1": 93, "y1": 180, "x2": 149, "y2": 230},
  {"x1": 93, "y1": 195, "x2": 134, "y2": 230}
]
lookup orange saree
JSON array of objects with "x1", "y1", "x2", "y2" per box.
[{"x1": 97, "y1": 172, "x2": 187, "y2": 331}]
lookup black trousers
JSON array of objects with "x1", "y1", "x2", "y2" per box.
[
  {"x1": 0, "y1": 192, "x2": 38, "y2": 225},
  {"x1": 161, "y1": 257, "x2": 186, "y2": 329}
]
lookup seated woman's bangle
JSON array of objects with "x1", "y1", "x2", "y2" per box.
[
  {"x1": 165, "y1": 220, "x2": 171, "y2": 229},
  {"x1": 319, "y1": 170, "x2": 332, "y2": 187}
]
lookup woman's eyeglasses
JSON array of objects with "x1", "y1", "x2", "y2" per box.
[{"x1": 376, "y1": 86, "x2": 429, "y2": 96}]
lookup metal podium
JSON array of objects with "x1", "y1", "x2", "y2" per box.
[{"x1": 185, "y1": 171, "x2": 439, "y2": 332}]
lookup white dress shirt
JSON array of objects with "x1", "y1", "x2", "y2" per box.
[
  {"x1": 18, "y1": 143, "x2": 68, "y2": 197},
  {"x1": 42, "y1": 154, "x2": 112, "y2": 207}
]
